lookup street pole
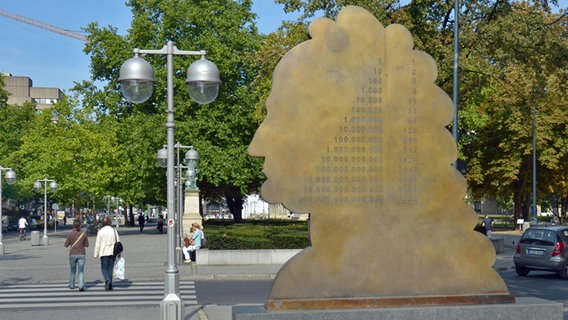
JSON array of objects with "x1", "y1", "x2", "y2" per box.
[
  {"x1": 174, "y1": 143, "x2": 193, "y2": 255},
  {"x1": 452, "y1": 0, "x2": 460, "y2": 169},
  {"x1": 0, "y1": 167, "x2": 16, "y2": 254},
  {"x1": 532, "y1": 100, "x2": 537, "y2": 224},
  {"x1": 42, "y1": 182, "x2": 47, "y2": 245},
  {"x1": 176, "y1": 144, "x2": 183, "y2": 257},
  {"x1": 164, "y1": 41, "x2": 182, "y2": 318},
  {"x1": 119, "y1": 40, "x2": 219, "y2": 320},
  {"x1": 34, "y1": 178, "x2": 57, "y2": 246},
  {"x1": 0, "y1": 168, "x2": 3, "y2": 254}
]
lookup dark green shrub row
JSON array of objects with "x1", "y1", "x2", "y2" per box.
[
  {"x1": 203, "y1": 219, "x2": 310, "y2": 250},
  {"x1": 475, "y1": 221, "x2": 515, "y2": 233}
]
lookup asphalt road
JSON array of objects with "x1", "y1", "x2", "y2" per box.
[
  {"x1": 501, "y1": 269, "x2": 568, "y2": 304},
  {"x1": 196, "y1": 273, "x2": 568, "y2": 319},
  {"x1": 195, "y1": 280, "x2": 272, "y2": 305}
]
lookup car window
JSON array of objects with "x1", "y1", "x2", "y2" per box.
[{"x1": 521, "y1": 229, "x2": 556, "y2": 246}]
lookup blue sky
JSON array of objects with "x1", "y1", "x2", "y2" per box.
[
  {"x1": 0, "y1": 1, "x2": 566, "y2": 93},
  {"x1": 0, "y1": 1, "x2": 300, "y2": 92}
]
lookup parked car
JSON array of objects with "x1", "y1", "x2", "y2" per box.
[{"x1": 514, "y1": 226, "x2": 568, "y2": 279}]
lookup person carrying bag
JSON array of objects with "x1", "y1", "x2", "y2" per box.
[
  {"x1": 94, "y1": 216, "x2": 120, "y2": 291},
  {"x1": 64, "y1": 220, "x2": 89, "y2": 291}
]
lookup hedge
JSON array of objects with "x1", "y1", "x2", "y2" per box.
[{"x1": 203, "y1": 219, "x2": 310, "y2": 250}]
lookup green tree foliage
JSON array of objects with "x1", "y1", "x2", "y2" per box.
[
  {"x1": 260, "y1": 1, "x2": 568, "y2": 220},
  {"x1": 250, "y1": 22, "x2": 310, "y2": 124},
  {"x1": 81, "y1": 0, "x2": 265, "y2": 220},
  {"x1": 0, "y1": 76, "x2": 8, "y2": 107},
  {"x1": 9, "y1": 97, "x2": 122, "y2": 211},
  {"x1": 458, "y1": 2, "x2": 568, "y2": 221},
  {"x1": 0, "y1": 103, "x2": 35, "y2": 166},
  {"x1": 4, "y1": 0, "x2": 566, "y2": 223},
  {"x1": 0, "y1": 94, "x2": 36, "y2": 201}
]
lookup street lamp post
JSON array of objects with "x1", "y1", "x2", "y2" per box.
[
  {"x1": 119, "y1": 41, "x2": 219, "y2": 320},
  {"x1": 532, "y1": 98, "x2": 537, "y2": 224},
  {"x1": 34, "y1": 178, "x2": 58, "y2": 246},
  {"x1": 103, "y1": 195, "x2": 121, "y2": 217},
  {"x1": 185, "y1": 147, "x2": 199, "y2": 192},
  {"x1": 113, "y1": 196, "x2": 122, "y2": 227},
  {"x1": 452, "y1": 0, "x2": 460, "y2": 169},
  {"x1": 157, "y1": 144, "x2": 200, "y2": 257},
  {"x1": 104, "y1": 195, "x2": 112, "y2": 217},
  {"x1": 0, "y1": 166, "x2": 16, "y2": 254}
]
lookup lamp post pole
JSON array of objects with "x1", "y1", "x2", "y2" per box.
[
  {"x1": 177, "y1": 145, "x2": 184, "y2": 250},
  {"x1": 112, "y1": 196, "x2": 122, "y2": 227},
  {"x1": 103, "y1": 194, "x2": 122, "y2": 219},
  {"x1": 119, "y1": 41, "x2": 219, "y2": 320},
  {"x1": 0, "y1": 167, "x2": 16, "y2": 254},
  {"x1": 451, "y1": 0, "x2": 460, "y2": 169},
  {"x1": 175, "y1": 143, "x2": 191, "y2": 253},
  {"x1": 532, "y1": 100, "x2": 537, "y2": 224},
  {"x1": 105, "y1": 195, "x2": 112, "y2": 217},
  {"x1": 34, "y1": 178, "x2": 57, "y2": 246}
]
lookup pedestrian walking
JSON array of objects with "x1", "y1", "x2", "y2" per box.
[
  {"x1": 93, "y1": 216, "x2": 119, "y2": 291},
  {"x1": 64, "y1": 220, "x2": 89, "y2": 291},
  {"x1": 156, "y1": 214, "x2": 164, "y2": 234},
  {"x1": 138, "y1": 211, "x2": 145, "y2": 233},
  {"x1": 482, "y1": 214, "x2": 494, "y2": 238}
]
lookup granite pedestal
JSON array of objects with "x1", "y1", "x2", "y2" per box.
[{"x1": 233, "y1": 297, "x2": 563, "y2": 320}]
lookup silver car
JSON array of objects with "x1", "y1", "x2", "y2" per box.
[{"x1": 514, "y1": 226, "x2": 568, "y2": 279}]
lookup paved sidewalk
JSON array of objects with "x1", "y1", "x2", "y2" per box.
[
  {"x1": 0, "y1": 226, "x2": 281, "y2": 285},
  {"x1": 0, "y1": 225, "x2": 274, "y2": 320},
  {"x1": 0, "y1": 226, "x2": 520, "y2": 320},
  {"x1": 492, "y1": 231, "x2": 521, "y2": 272}
]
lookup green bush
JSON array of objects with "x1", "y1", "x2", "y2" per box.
[
  {"x1": 477, "y1": 215, "x2": 516, "y2": 231},
  {"x1": 203, "y1": 219, "x2": 309, "y2": 250}
]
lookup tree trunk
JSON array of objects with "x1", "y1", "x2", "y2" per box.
[
  {"x1": 522, "y1": 194, "x2": 530, "y2": 221},
  {"x1": 225, "y1": 190, "x2": 244, "y2": 222},
  {"x1": 512, "y1": 164, "x2": 530, "y2": 222},
  {"x1": 562, "y1": 196, "x2": 568, "y2": 225}
]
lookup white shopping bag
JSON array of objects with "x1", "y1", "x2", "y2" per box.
[{"x1": 113, "y1": 256, "x2": 125, "y2": 280}]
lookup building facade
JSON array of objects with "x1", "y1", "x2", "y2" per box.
[{"x1": 2, "y1": 72, "x2": 62, "y2": 110}]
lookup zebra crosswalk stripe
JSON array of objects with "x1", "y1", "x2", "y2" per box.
[{"x1": 0, "y1": 281, "x2": 197, "y2": 309}]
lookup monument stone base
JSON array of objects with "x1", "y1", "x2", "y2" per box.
[
  {"x1": 233, "y1": 297, "x2": 563, "y2": 320},
  {"x1": 183, "y1": 189, "x2": 202, "y2": 236}
]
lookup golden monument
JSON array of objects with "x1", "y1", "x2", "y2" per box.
[{"x1": 248, "y1": 6, "x2": 513, "y2": 311}]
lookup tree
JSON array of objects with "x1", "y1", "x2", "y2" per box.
[
  {"x1": 81, "y1": 0, "x2": 265, "y2": 221},
  {"x1": 270, "y1": 1, "x2": 568, "y2": 220},
  {"x1": 458, "y1": 2, "x2": 568, "y2": 220},
  {"x1": 9, "y1": 97, "x2": 122, "y2": 214},
  {"x1": 0, "y1": 75, "x2": 8, "y2": 107}
]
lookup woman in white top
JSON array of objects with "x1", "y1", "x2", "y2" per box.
[{"x1": 93, "y1": 216, "x2": 119, "y2": 291}]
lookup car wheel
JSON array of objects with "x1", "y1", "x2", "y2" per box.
[
  {"x1": 558, "y1": 263, "x2": 568, "y2": 280},
  {"x1": 515, "y1": 266, "x2": 529, "y2": 277}
]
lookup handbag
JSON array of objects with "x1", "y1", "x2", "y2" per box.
[
  {"x1": 113, "y1": 256, "x2": 125, "y2": 280},
  {"x1": 113, "y1": 228, "x2": 123, "y2": 256}
]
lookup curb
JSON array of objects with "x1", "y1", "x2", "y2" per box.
[
  {"x1": 494, "y1": 266, "x2": 515, "y2": 272},
  {"x1": 188, "y1": 274, "x2": 276, "y2": 281}
]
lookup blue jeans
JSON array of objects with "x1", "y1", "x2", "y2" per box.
[
  {"x1": 100, "y1": 255, "x2": 116, "y2": 283},
  {"x1": 69, "y1": 254, "x2": 86, "y2": 289}
]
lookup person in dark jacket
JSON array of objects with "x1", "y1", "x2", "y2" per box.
[{"x1": 138, "y1": 211, "x2": 145, "y2": 233}]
